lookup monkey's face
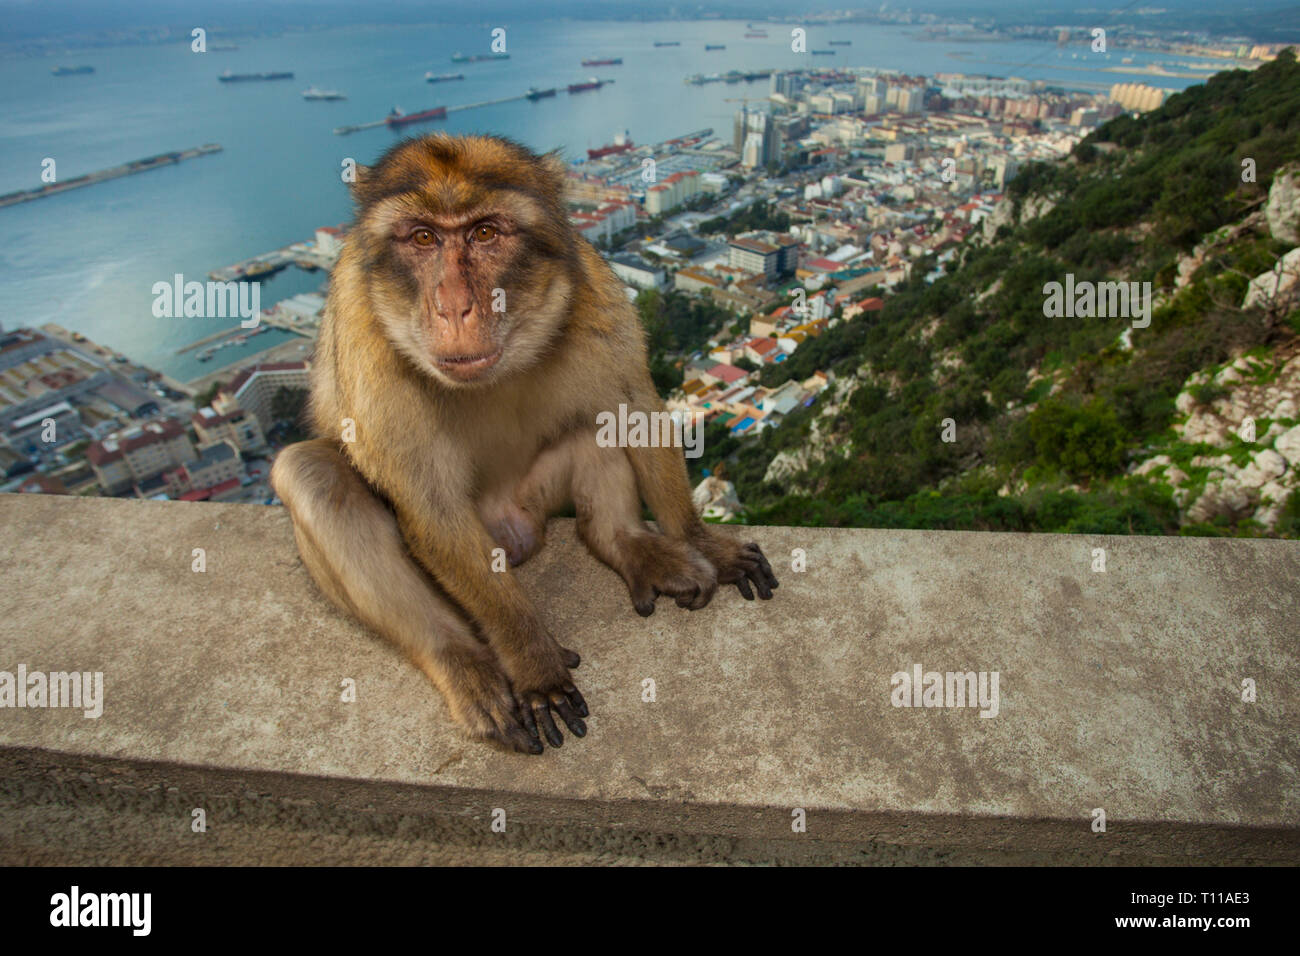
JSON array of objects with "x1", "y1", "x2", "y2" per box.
[{"x1": 352, "y1": 135, "x2": 577, "y2": 388}]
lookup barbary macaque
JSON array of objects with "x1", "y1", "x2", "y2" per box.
[{"x1": 271, "y1": 134, "x2": 778, "y2": 754}]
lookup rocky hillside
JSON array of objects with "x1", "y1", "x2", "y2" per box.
[{"x1": 700, "y1": 50, "x2": 1300, "y2": 538}]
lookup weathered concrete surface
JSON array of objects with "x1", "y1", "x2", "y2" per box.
[{"x1": 0, "y1": 493, "x2": 1297, "y2": 864}]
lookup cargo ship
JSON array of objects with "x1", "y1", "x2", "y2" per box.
[
  {"x1": 450, "y1": 52, "x2": 510, "y2": 63},
  {"x1": 810, "y1": 49, "x2": 837, "y2": 55},
  {"x1": 567, "y1": 77, "x2": 608, "y2": 93},
  {"x1": 653, "y1": 41, "x2": 680, "y2": 47},
  {"x1": 828, "y1": 40, "x2": 851, "y2": 45},
  {"x1": 385, "y1": 105, "x2": 447, "y2": 128},
  {"x1": 52, "y1": 65, "x2": 94, "y2": 75},
  {"x1": 425, "y1": 72, "x2": 465, "y2": 83},
  {"x1": 302, "y1": 87, "x2": 346, "y2": 100},
  {"x1": 587, "y1": 133, "x2": 634, "y2": 160},
  {"x1": 705, "y1": 44, "x2": 725, "y2": 51},
  {"x1": 526, "y1": 86, "x2": 557, "y2": 100},
  {"x1": 581, "y1": 57, "x2": 622, "y2": 66},
  {"x1": 219, "y1": 70, "x2": 293, "y2": 82}
]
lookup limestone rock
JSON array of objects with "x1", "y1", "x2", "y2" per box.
[
  {"x1": 1275, "y1": 424, "x2": 1300, "y2": 467},
  {"x1": 763, "y1": 448, "x2": 810, "y2": 485},
  {"x1": 1242, "y1": 246, "x2": 1300, "y2": 312},
  {"x1": 1265, "y1": 162, "x2": 1300, "y2": 244},
  {"x1": 1238, "y1": 450, "x2": 1287, "y2": 488},
  {"x1": 692, "y1": 475, "x2": 742, "y2": 521},
  {"x1": 1186, "y1": 479, "x2": 1254, "y2": 524},
  {"x1": 1255, "y1": 480, "x2": 1293, "y2": 530}
]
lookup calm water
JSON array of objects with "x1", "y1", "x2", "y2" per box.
[{"x1": 0, "y1": 19, "x2": 1206, "y2": 378}]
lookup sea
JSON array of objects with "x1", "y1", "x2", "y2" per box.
[{"x1": 0, "y1": 18, "x2": 1212, "y2": 381}]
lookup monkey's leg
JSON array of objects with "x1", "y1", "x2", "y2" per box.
[
  {"x1": 512, "y1": 433, "x2": 720, "y2": 616},
  {"x1": 271, "y1": 439, "x2": 544, "y2": 754}
]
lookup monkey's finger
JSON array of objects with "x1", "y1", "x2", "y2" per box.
[
  {"x1": 519, "y1": 698, "x2": 541, "y2": 743},
  {"x1": 563, "y1": 683, "x2": 589, "y2": 717},
  {"x1": 502, "y1": 724, "x2": 544, "y2": 755},
  {"x1": 629, "y1": 583, "x2": 657, "y2": 617},
  {"x1": 745, "y1": 544, "x2": 779, "y2": 588},
  {"x1": 739, "y1": 561, "x2": 774, "y2": 599},
  {"x1": 735, "y1": 575, "x2": 755, "y2": 600},
  {"x1": 560, "y1": 647, "x2": 581, "y2": 669},
  {"x1": 503, "y1": 702, "x2": 544, "y2": 754},
  {"x1": 532, "y1": 698, "x2": 564, "y2": 748},
  {"x1": 549, "y1": 691, "x2": 586, "y2": 737}
]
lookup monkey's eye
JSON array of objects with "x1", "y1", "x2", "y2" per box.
[
  {"x1": 470, "y1": 223, "x2": 498, "y2": 243},
  {"x1": 411, "y1": 228, "x2": 437, "y2": 246}
]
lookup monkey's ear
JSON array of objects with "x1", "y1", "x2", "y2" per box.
[
  {"x1": 537, "y1": 150, "x2": 569, "y2": 203},
  {"x1": 346, "y1": 163, "x2": 373, "y2": 203}
]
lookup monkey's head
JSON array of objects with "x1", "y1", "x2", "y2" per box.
[{"x1": 350, "y1": 134, "x2": 577, "y2": 388}]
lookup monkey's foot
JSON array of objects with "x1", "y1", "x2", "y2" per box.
[
  {"x1": 616, "y1": 531, "x2": 719, "y2": 616},
  {"x1": 690, "y1": 531, "x2": 779, "y2": 602},
  {"x1": 441, "y1": 646, "x2": 547, "y2": 755}
]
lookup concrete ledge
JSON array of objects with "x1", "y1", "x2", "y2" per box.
[{"x1": 1, "y1": 493, "x2": 1297, "y2": 864}]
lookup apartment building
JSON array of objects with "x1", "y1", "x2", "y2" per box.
[
  {"x1": 86, "y1": 418, "x2": 197, "y2": 495},
  {"x1": 218, "y1": 362, "x2": 311, "y2": 433}
]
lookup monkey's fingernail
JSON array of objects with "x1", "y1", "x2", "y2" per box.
[
  {"x1": 564, "y1": 686, "x2": 588, "y2": 717},
  {"x1": 536, "y1": 706, "x2": 563, "y2": 747}
]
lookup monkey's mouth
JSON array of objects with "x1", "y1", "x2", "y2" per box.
[{"x1": 435, "y1": 346, "x2": 503, "y2": 381}]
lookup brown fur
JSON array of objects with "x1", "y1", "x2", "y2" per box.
[{"x1": 272, "y1": 133, "x2": 777, "y2": 754}]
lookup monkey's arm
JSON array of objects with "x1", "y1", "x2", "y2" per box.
[{"x1": 622, "y1": 384, "x2": 778, "y2": 602}]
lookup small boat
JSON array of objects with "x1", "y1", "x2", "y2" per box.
[
  {"x1": 425, "y1": 72, "x2": 465, "y2": 83},
  {"x1": 450, "y1": 52, "x2": 510, "y2": 63},
  {"x1": 302, "y1": 87, "x2": 346, "y2": 100},
  {"x1": 526, "y1": 87, "x2": 557, "y2": 100},
  {"x1": 219, "y1": 70, "x2": 293, "y2": 82},
  {"x1": 705, "y1": 44, "x2": 726, "y2": 51}
]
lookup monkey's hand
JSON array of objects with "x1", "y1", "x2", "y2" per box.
[
  {"x1": 617, "y1": 531, "x2": 718, "y2": 616},
  {"x1": 501, "y1": 638, "x2": 588, "y2": 751},
  {"x1": 689, "y1": 528, "x2": 779, "y2": 602}
]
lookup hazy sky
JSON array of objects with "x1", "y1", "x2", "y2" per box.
[{"x1": 4, "y1": 0, "x2": 1297, "y2": 42}]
